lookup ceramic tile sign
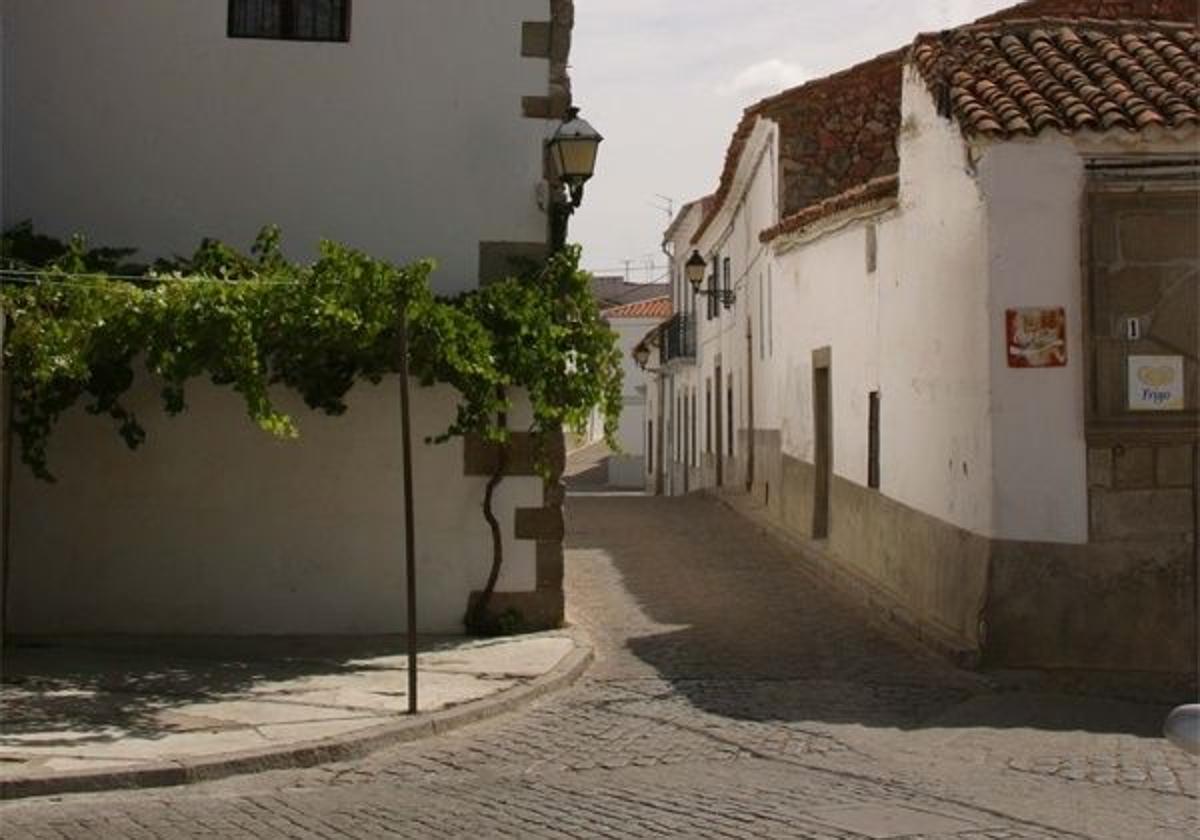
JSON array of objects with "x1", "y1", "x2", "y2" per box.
[
  {"x1": 1128, "y1": 355, "x2": 1185, "y2": 411},
  {"x1": 1006, "y1": 307, "x2": 1067, "y2": 368}
]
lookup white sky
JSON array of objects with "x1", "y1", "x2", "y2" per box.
[{"x1": 568, "y1": 0, "x2": 1017, "y2": 281}]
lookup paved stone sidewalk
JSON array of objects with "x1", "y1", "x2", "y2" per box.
[{"x1": 0, "y1": 631, "x2": 583, "y2": 795}]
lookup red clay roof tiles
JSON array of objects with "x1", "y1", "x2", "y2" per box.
[
  {"x1": 602, "y1": 296, "x2": 672, "y2": 320},
  {"x1": 913, "y1": 19, "x2": 1200, "y2": 137},
  {"x1": 689, "y1": 0, "x2": 1200, "y2": 249},
  {"x1": 976, "y1": 0, "x2": 1198, "y2": 25},
  {"x1": 759, "y1": 175, "x2": 900, "y2": 244}
]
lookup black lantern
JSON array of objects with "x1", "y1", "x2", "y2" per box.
[
  {"x1": 686, "y1": 249, "x2": 735, "y2": 309},
  {"x1": 633, "y1": 344, "x2": 652, "y2": 370},
  {"x1": 548, "y1": 107, "x2": 603, "y2": 208},
  {"x1": 685, "y1": 250, "x2": 708, "y2": 294}
]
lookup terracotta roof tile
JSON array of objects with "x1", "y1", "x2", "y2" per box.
[
  {"x1": 913, "y1": 19, "x2": 1200, "y2": 138},
  {"x1": 602, "y1": 296, "x2": 672, "y2": 320},
  {"x1": 760, "y1": 175, "x2": 900, "y2": 243},
  {"x1": 688, "y1": 0, "x2": 1199, "y2": 249},
  {"x1": 975, "y1": 0, "x2": 1198, "y2": 25}
]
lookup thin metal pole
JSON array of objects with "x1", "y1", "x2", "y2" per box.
[
  {"x1": 1, "y1": 314, "x2": 12, "y2": 645},
  {"x1": 398, "y1": 309, "x2": 418, "y2": 715},
  {"x1": 746, "y1": 317, "x2": 755, "y2": 493}
]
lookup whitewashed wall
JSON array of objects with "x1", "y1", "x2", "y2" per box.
[
  {"x1": 879, "y1": 68, "x2": 995, "y2": 535},
  {"x1": 771, "y1": 214, "x2": 894, "y2": 484},
  {"x1": 2, "y1": 0, "x2": 550, "y2": 294},
  {"x1": 978, "y1": 137, "x2": 1089, "y2": 544},
  {"x1": 608, "y1": 315, "x2": 664, "y2": 457},
  {"x1": 606, "y1": 315, "x2": 662, "y2": 487},
  {"x1": 8, "y1": 379, "x2": 543, "y2": 635},
  {"x1": 689, "y1": 120, "x2": 779, "y2": 463}
]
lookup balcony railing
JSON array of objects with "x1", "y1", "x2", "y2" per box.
[{"x1": 659, "y1": 314, "x2": 695, "y2": 365}]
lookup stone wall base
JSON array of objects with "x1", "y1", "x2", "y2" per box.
[
  {"x1": 466, "y1": 589, "x2": 564, "y2": 634},
  {"x1": 715, "y1": 429, "x2": 1198, "y2": 675}
]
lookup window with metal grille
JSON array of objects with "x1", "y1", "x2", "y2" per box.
[{"x1": 229, "y1": 0, "x2": 351, "y2": 42}]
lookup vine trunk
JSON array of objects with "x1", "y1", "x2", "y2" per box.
[{"x1": 472, "y1": 445, "x2": 507, "y2": 630}]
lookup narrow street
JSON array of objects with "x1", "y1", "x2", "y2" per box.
[{"x1": 2, "y1": 449, "x2": 1195, "y2": 839}]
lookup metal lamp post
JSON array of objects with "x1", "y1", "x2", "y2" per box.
[
  {"x1": 687, "y1": 249, "x2": 734, "y2": 309},
  {"x1": 547, "y1": 107, "x2": 603, "y2": 252}
]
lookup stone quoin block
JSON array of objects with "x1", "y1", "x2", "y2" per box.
[
  {"x1": 1090, "y1": 488, "x2": 1194, "y2": 540},
  {"x1": 523, "y1": 96, "x2": 554, "y2": 121},
  {"x1": 463, "y1": 433, "x2": 542, "y2": 478},
  {"x1": 1156, "y1": 444, "x2": 1196, "y2": 488},
  {"x1": 537, "y1": 541, "x2": 564, "y2": 590},
  {"x1": 1113, "y1": 446, "x2": 1155, "y2": 489},
  {"x1": 521, "y1": 21, "x2": 552, "y2": 58},
  {"x1": 515, "y1": 506, "x2": 565, "y2": 542},
  {"x1": 1119, "y1": 209, "x2": 1200, "y2": 262},
  {"x1": 1087, "y1": 448, "x2": 1114, "y2": 489}
]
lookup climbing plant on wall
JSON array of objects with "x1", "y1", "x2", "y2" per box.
[{"x1": 0, "y1": 225, "x2": 622, "y2": 481}]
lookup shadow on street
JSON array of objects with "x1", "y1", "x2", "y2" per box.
[
  {"x1": 566, "y1": 492, "x2": 1184, "y2": 737},
  {"x1": 0, "y1": 636, "x2": 459, "y2": 748}
]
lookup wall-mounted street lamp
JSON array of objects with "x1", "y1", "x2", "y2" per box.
[
  {"x1": 633, "y1": 344, "x2": 654, "y2": 371},
  {"x1": 547, "y1": 107, "x2": 603, "y2": 251},
  {"x1": 686, "y1": 249, "x2": 734, "y2": 309}
]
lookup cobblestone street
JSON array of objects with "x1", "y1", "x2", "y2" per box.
[{"x1": 2, "y1": 472, "x2": 1196, "y2": 839}]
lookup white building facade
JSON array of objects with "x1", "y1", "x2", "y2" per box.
[
  {"x1": 602, "y1": 296, "x2": 670, "y2": 489},
  {"x1": 650, "y1": 3, "x2": 1198, "y2": 673},
  {"x1": 1, "y1": 0, "x2": 579, "y2": 635}
]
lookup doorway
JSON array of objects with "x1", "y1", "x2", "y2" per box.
[{"x1": 812, "y1": 348, "x2": 832, "y2": 539}]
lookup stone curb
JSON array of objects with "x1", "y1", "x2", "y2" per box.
[{"x1": 0, "y1": 633, "x2": 593, "y2": 801}]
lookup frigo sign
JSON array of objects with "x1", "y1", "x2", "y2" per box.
[{"x1": 1128, "y1": 355, "x2": 1185, "y2": 411}]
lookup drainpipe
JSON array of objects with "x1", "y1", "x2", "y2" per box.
[{"x1": 746, "y1": 317, "x2": 755, "y2": 493}]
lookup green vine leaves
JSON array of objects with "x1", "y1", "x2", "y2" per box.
[{"x1": 0, "y1": 226, "x2": 622, "y2": 480}]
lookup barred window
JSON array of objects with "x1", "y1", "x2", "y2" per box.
[{"x1": 229, "y1": 0, "x2": 351, "y2": 42}]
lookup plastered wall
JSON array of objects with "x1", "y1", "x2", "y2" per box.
[
  {"x1": 2, "y1": 0, "x2": 551, "y2": 294},
  {"x1": 8, "y1": 380, "x2": 543, "y2": 635}
]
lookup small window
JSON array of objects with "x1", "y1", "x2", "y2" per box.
[
  {"x1": 866, "y1": 224, "x2": 878, "y2": 274},
  {"x1": 705, "y1": 380, "x2": 713, "y2": 454},
  {"x1": 229, "y1": 0, "x2": 351, "y2": 42},
  {"x1": 727, "y1": 374, "x2": 735, "y2": 456}
]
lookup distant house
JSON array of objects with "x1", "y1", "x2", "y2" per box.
[
  {"x1": 591, "y1": 276, "x2": 670, "y2": 310},
  {"x1": 650, "y1": 0, "x2": 1199, "y2": 673},
  {"x1": 1, "y1": 0, "x2": 579, "y2": 636},
  {"x1": 601, "y1": 296, "x2": 672, "y2": 488}
]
